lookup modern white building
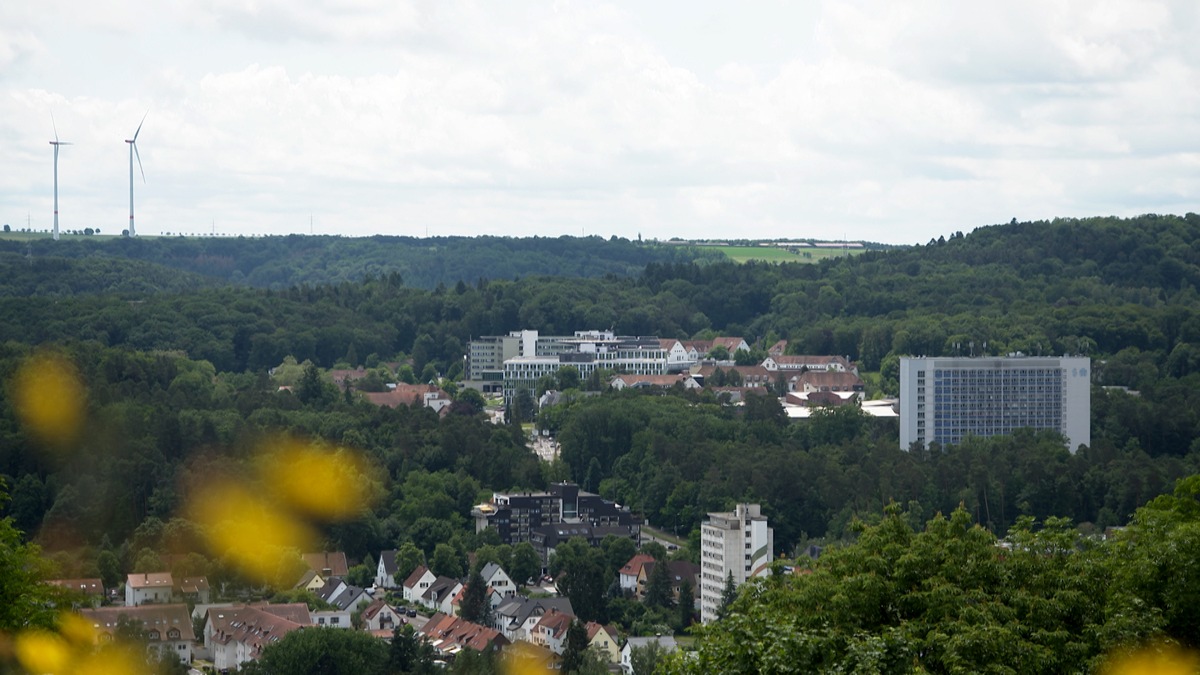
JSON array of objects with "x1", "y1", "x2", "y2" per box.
[
  {"x1": 466, "y1": 330, "x2": 586, "y2": 393},
  {"x1": 699, "y1": 503, "x2": 773, "y2": 624},
  {"x1": 501, "y1": 334, "x2": 668, "y2": 407},
  {"x1": 899, "y1": 356, "x2": 1091, "y2": 452}
]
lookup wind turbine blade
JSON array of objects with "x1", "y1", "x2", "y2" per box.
[
  {"x1": 133, "y1": 110, "x2": 148, "y2": 142},
  {"x1": 51, "y1": 111, "x2": 59, "y2": 143},
  {"x1": 134, "y1": 143, "x2": 145, "y2": 183}
]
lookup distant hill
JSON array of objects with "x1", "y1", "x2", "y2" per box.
[
  {"x1": 0, "y1": 251, "x2": 219, "y2": 298},
  {"x1": 0, "y1": 234, "x2": 726, "y2": 291}
]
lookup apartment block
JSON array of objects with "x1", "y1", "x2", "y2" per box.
[
  {"x1": 699, "y1": 504, "x2": 773, "y2": 624},
  {"x1": 899, "y1": 355, "x2": 1091, "y2": 451}
]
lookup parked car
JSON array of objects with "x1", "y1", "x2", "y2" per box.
[{"x1": 406, "y1": 608, "x2": 418, "y2": 617}]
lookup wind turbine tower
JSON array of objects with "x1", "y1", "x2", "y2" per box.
[
  {"x1": 49, "y1": 115, "x2": 72, "y2": 241},
  {"x1": 125, "y1": 112, "x2": 147, "y2": 237}
]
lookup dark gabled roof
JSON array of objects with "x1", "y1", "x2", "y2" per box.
[
  {"x1": 379, "y1": 550, "x2": 398, "y2": 575},
  {"x1": 422, "y1": 576, "x2": 462, "y2": 603},
  {"x1": 499, "y1": 597, "x2": 574, "y2": 627},
  {"x1": 479, "y1": 562, "x2": 506, "y2": 582}
]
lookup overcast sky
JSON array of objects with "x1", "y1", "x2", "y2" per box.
[{"x1": 2, "y1": 1, "x2": 1197, "y2": 244}]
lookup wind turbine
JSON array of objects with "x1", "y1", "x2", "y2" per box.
[
  {"x1": 49, "y1": 114, "x2": 72, "y2": 241},
  {"x1": 125, "y1": 112, "x2": 147, "y2": 237}
]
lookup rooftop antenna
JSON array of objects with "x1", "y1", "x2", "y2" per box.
[
  {"x1": 49, "y1": 113, "x2": 72, "y2": 241},
  {"x1": 125, "y1": 111, "x2": 147, "y2": 237}
]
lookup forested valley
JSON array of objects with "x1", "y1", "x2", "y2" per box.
[{"x1": 3, "y1": 213, "x2": 1200, "y2": 671}]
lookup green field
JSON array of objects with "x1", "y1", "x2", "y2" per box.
[{"x1": 713, "y1": 244, "x2": 864, "y2": 264}]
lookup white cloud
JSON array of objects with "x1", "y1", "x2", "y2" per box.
[{"x1": 0, "y1": 0, "x2": 1196, "y2": 242}]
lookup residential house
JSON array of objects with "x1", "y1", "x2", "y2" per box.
[
  {"x1": 420, "y1": 576, "x2": 464, "y2": 615},
  {"x1": 621, "y1": 635, "x2": 679, "y2": 674},
  {"x1": 618, "y1": 554, "x2": 655, "y2": 595},
  {"x1": 420, "y1": 613, "x2": 509, "y2": 658},
  {"x1": 361, "y1": 598, "x2": 405, "y2": 635},
  {"x1": 375, "y1": 550, "x2": 400, "y2": 590},
  {"x1": 658, "y1": 339, "x2": 694, "y2": 371},
  {"x1": 692, "y1": 365, "x2": 777, "y2": 390},
  {"x1": 190, "y1": 603, "x2": 236, "y2": 661},
  {"x1": 491, "y1": 596, "x2": 574, "y2": 643},
  {"x1": 761, "y1": 354, "x2": 857, "y2": 375},
  {"x1": 585, "y1": 622, "x2": 621, "y2": 663},
  {"x1": 766, "y1": 340, "x2": 788, "y2": 357},
  {"x1": 177, "y1": 576, "x2": 211, "y2": 605},
  {"x1": 531, "y1": 608, "x2": 573, "y2": 654},
  {"x1": 294, "y1": 569, "x2": 326, "y2": 592},
  {"x1": 205, "y1": 603, "x2": 310, "y2": 672},
  {"x1": 402, "y1": 566, "x2": 437, "y2": 604},
  {"x1": 81, "y1": 604, "x2": 195, "y2": 665},
  {"x1": 685, "y1": 337, "x2": 750, "y2": 361},
  {"x1": 479, "y1": 562, "x2": 518, "y2": 600},
  {"x1": 328, "y1": 367, "x2": 371, "y2": 388},
  {"x1": 316, "y1": 577, "x2": 373, "y2": 613},
  {"x1": 788, "y1": 370, "x2": 864, "y2": 396},
  {"x1": 450, "y1": 584, "x2": 498, "y2": 617},
  {"x1": 47, "y1": 578, "x2": 104, "y2": 606},
  {"x1": 637, "y1": 561, "x2": 701, "y2": 603},
  {"x1": 609, "y1": 373, "x2": 700, "y2": 391},
  {"x1": 302, "y1": 551, "x2": 350, "y2": 579},
  {"x1": 311, "y1": 608, "x2": 351, "y2": 629},
  {"x1": 125, "y1": 572, "x2": 174, "y2": 607}
]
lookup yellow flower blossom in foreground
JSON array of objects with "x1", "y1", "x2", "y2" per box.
[
  {"x1": 11, "y1": 352, "x2": 84, "y2": 448},
  {"x1": 15, "y1": 630, "x2": 70, "y2": 674},
  {"x1": 1103, "y1": 644, "x2": 1199, "y2": 675},
  {"x1": 188, "y1": 481, "x2": 317, "y2": 585},
  {"x1": 260, "y1": 437, "x2": 373, "y2": 521},
  {"x1": 56, "y1": 612, "x2": 96, "y2": 647}
]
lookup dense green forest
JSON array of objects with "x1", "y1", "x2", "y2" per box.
[
  {"x1": 0, "y1": 234, "x2": 726, "y2": 292},
  {"x1": 2, "y1": 214, "x2": 1200, "y2": 665}
]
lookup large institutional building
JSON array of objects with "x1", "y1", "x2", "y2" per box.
[
  {"x1": 466, "y1": 330, "x2": 586, "y2": 393},
  {"x1": 699, "y1": 504, "x2": 773, "y2": 624},
  {"x1": 472, "y1": 482, "x2": 642, "y2": 567},
  {"x1": 899, "y1": 356, "x2": 1091, "y2": 451}
]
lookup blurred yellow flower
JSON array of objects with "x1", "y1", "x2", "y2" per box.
[
  {"x1": 56, "y1": 611, "x2": 96, "y2": 647},
  {"x1": 188, "y1": 481, "x2": 316, "y2": 586},
  {"x1": 260, "y1": 437, "x2": 373, "y2": 521},
  {"x1": 11, "y1": 352, "x2": 84, "y2": 448},
  {"x1": 72, "y1": 645, "x2": 151, "y2": 675},
  {"x1": 1103, "y1": 644, "x2": 1199, "y2": 675},
  {"x1": 14, "y1": 630, "x2": 70, "y2": 674}
]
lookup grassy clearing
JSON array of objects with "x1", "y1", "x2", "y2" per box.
[{"x1": 714, "y1": 245, "x2": 864, "y2": 264}]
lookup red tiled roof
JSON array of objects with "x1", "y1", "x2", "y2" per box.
[
  {"x1": 420, "y1": 613, "x2": 508, "y2": 653},
  {"x1": 127, "y1": 572, "x2": 173, "y2": 589},
  {"x1": 81, "y1": 604, "x2": 195, "y2": 642},
  {"x1": 620, "y1": 554, "x2": 655, "y2": 578},
  {"x1": 403, "y1": 565, "x2": 432, "y2": 589},
  {"x1": 301, "y1": 552, "x2": 349, "y2": 577}
]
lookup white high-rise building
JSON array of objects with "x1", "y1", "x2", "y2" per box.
[
  {"x1": 699, "y1": 504, "x2": 773, "y2": 624},
  {"x1": 899, "y1": 355, "x2": 1091, "y2": 452}
]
